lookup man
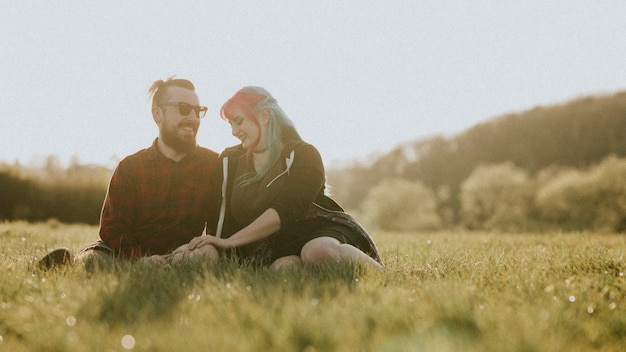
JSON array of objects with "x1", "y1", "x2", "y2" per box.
[{"x1": 39, "y1": 77, "x2": 219, "y2": 269}]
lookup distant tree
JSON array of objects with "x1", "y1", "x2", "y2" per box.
[
  {"x1": 0, "y1": 156, "x2": 111, "y2": 224},
  {"x1": 403, "y1": 136, "x2": 464, "y2": 187},
  {"x1": 329, "y1": 91, "x2": 626, "y2": 229},
  {"x1": 362, "y1": 178, "x2": 441, "y2": 232},
  {"x1": 460, "y1": 162, "x2": 532, "y2": 231},
  {"x1": 0, "y1": 170, "x2": 34, "y2": 220},
  {"x1": 327, "y1": 163, "x2": 374, "y2": 210},
  {"x1": 535, "y1": 169, "x2": 590, "y2": 231},
  {"x1": 536, "y1": 156, "x2": 626, "y2": 232},
  {"x1": 43, "y1": 155, "x2": 64, "y2": 179}
]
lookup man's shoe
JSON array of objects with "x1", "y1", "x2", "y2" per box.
[{"x1": 38, "y1": 247, "x2": 73, "y2": 270}]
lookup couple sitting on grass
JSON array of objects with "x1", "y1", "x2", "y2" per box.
[{"x1": 40, "y1": 77, "x2": 382, "y2": 271}]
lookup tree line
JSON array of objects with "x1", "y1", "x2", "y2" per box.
[
  {"x1": 0, "y1": 156, "x2": 111, "y2": 224},
  {"x1": 1, "y1": 91, "x2": 625, "y2": 231},
  {"x1": 327, "y1": 90, "x2": 626, "y2": 232}
]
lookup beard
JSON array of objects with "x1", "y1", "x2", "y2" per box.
[{"x1": 161, "y1": 123, "x2": 197, "y2": 153}]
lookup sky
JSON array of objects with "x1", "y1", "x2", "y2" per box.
[{"x1": 1, "y1": 1, "x2": 625, "y2": 169}]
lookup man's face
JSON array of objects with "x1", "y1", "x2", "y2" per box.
[{"x1": 156, "y1": 87, "x2": 202, "y2": 153}]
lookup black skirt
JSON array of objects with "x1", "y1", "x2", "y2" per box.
[{"x1": 271, "y1": 218, "x2": 381, "y2": 263}]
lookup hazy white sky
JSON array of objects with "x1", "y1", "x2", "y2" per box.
[{"x1": 1, "y1": 1, "x2": 625, "y2": 168}]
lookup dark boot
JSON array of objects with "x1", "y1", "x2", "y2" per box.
[{"x1": 38, "y1": 247, "x2": 73, "y2": 270}]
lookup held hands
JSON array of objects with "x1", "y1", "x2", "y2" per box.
[
  {"x1": 188, "y1": 234, "x2": 231, "y2": 250},
  {"x1": 137, "y1": 241, "x2": 222, "y2": 266}
]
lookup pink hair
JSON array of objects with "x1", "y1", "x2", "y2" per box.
[{"x1": 220, "y1": 90, "x2": 267, "y2": 155}]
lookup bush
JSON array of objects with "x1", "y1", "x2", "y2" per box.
[
  {"x1": 536, "y1": 156, "x2": 626, "y2": 232},
  {"x1": 0, "y1": 170, "x2": 34, "y2": 220},
  {"x1": 0, "y1": 159, "x2": 110, "y2": 224},
  {"x1": 460, "y1": 162, "x2": 532, "y2": 231},
  {"x1": 362, "y1": 178, "x2": 441, "y2": 231}
]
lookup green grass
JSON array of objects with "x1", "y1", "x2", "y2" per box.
[{"x1": 1, "y1": 221, "x2": 625, "y2": 351}]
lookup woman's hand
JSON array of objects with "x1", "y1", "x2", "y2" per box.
[
  {"x1": 189, "y1": 209, "x2": 280, "y2": 251},
  {"x1": 188, "y1": 235, "x2": 231, "y2": 250}
]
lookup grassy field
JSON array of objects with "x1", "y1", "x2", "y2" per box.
[{"x1": 1, "y1": 221, "x2": 625, "y2": 351}]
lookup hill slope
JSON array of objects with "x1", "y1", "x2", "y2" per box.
[{"x1": 328, "y1": 91, "x2": 626, "y2": 212}]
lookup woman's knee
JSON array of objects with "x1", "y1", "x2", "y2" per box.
[
  {"x1": 270, "y1": 255, "x2": 302, "y2": 270},
  {"x1": 300, "y1": 237, "x2": 342, "y2": 263}
]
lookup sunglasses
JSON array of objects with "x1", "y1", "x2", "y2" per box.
[{"x1": 159, "y1": 102, "x2": 208, "y2": 119}]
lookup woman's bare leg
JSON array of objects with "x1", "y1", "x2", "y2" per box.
[
  {"x1": 269, "y1": 255, "x2": 303, "y2": 270},
  {"x1": 300, "y1": 237, "x2": 383, "y2": 269}
]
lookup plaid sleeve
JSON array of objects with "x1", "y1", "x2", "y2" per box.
[{"x1": 99, "y1": 159, "x2": 143, "y2": 258}]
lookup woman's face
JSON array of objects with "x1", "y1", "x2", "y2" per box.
[{"x1": 229, "y1": 107, "x2": 263, "y2": 150}]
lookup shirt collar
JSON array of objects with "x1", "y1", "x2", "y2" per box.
[{"x1": 147, "y1": 138, "x2": 199, "y2": 162}]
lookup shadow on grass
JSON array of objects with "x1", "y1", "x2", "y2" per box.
[
  {"x1": 83, "y1": 259, "x2": 207, "y2": 325},
  {"x1": 83, "y1": 257, "x2": 369, "y2": 326},
  {"x1": 225, "y1": 259, "x2": 368, "y2": 298}
]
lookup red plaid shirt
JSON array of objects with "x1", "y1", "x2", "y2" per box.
[{"x1": 99, "y1": 139, "x2": 218, "y2": 258}]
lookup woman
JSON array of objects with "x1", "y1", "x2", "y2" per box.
[{"x1": 187, "y1": 87, "x2": 382, "y2": 269}]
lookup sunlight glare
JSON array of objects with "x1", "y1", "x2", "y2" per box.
[{"x1": 121, "y1": 335, "x2": 136, "y2": 350}]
